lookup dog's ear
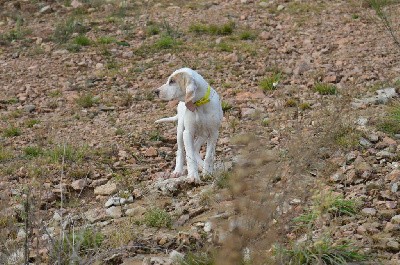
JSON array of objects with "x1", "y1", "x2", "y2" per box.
[{"x1": 174, "y1": 72, "x2": 197, "y2": 106}]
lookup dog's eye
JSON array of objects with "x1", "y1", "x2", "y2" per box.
[{"x1": 169, "y1": 79, "x2": 175, "y2": 85}]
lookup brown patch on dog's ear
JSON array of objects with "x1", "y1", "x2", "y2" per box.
[{"x1": 173, "y1": 72, "x2": 197, "y2": 104}]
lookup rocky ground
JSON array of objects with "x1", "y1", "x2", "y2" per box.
[{"x1": 1, "y1": 0, "x2": 400, "y2": 264}]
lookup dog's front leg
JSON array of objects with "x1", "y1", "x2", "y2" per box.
[{"x1": 183, "y1": 129, "x2": 200, "y2": 183}]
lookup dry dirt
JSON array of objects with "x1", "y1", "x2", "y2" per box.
[{"x1": 1, "y1": 0, "x2": 400, "y2": 264}]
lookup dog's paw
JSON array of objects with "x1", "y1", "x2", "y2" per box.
[
  {"x1": 187, "y1": 176, "x2": 201, "y2": 185},
  {"x1": 171, "y1": 171, "x2": 183, "y2": 178}
]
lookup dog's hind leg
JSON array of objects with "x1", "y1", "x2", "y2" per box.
[
  {"x1": 194, "y1": 136, "x2": 205, "y2": 171},
  {"x1": 203, "y1": 132, "x2": 218, "y2": 177}
]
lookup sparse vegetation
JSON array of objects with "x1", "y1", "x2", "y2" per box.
[
  {"x1": 24, "y1": 146, "x2": 43, "y2": 158},
  {"x1": 221, "y1": 101, "x2": 233, "y2": 112},
  {"x1": 73, "y1": 34, "x2": 91, "y2": 46},
  {"x1": 3, "y1": 126, "x2": 21, "y2": 137},
  {"x1": 239, "y1": 30, "x2": 257, "y2": 40},
  {"x1": 334, "y1": 125, "x2": 361, "y2": 148},
  {"x1": 314, "y1": 83, "x2": 337, "y2": 95},
  {"x1": 143, "y1": 208, "x2": 172, "y2": 228},
  {"x1": 260, "y1": 72, "x2": 281, "y2": 91},
  {"x1": 178, "y1": 252, "x2": 215, "y2": 265},
  {"x1": 377, "y1": 104, "x2": 400, "y2": 134},
  {"x1": 46, "y1": 144, "x2": 89, "y2": 163},
  {"x1": 97, "y1": 36, "x2": 116, "y2": 44},
  {"x1": 155, "y1": 35, "x2": 179, "y2": 49},
  {"x1": 76, "y1": 93, "x2": 99, "y2": 108},
  {"x1": 53, "y1": 17, "x2": 87, "y2": 44},
  {"x1": 0, "y1": 146, "x2": 12, "y2": 161},
  {"x1": 189, "y1": 21, "x2": 235, "y2": 35},
  {"x1": 275, "y1": 238, "x2": 366, "y2": 265},
  {"x1": 299, "y1": 102, "x2": 311, "y2": 110},
  {"x1": 25, "y1": 119, "x2": 40, "y2": 128}
]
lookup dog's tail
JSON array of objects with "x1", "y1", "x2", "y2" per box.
[{"x1": 155, "y1": 115, "x2": 178, "y2": 123}]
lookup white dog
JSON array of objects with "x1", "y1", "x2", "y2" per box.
[{"x1": 155, "y1": 68, "x2": 223, "y2": 183}]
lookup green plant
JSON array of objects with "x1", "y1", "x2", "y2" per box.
[
  {"x1": 115, "y1": 128, "x2": 125, "y2": 136},
  {"x1": 143, "y1": 208, "x2": 172, "y2": 228},
  {"x1": 53, "y1": 17, "x2": 85, "y2": 44},
  {"x1": 0, "y1": 18, "x2": 31, "y2": 44},
  {"x1": 189, "y1": 22, "x2": 235, "y2": 35},
  {"x1": 239, "y1": 30, "x2": 257, "y2": 40},
  {"x1": 299, "y1": 102, "x2": 311, "y2": 110},
  {"x1": 149, "y1": 130, "x2": 164, "y2": 141},
  {"x1": 275, "y1": 238, "x2": 366, "y2": 265},
  {"x1": 377, "y1": 104, "x2": 400, "y2": 134},
  {"x1": 25, "y1": 119, "x2": 40, "y2": 128},
  {"x1": 76, "y1": 93, "x2": 98, "y2": 108},
  {"x1": 285, "y1": 98, "x2": 298, "y2": 107},
  {"x1": 367, "y1": 0, "x2": 400, "y2": 48},
  {"x1": 314, "y1": 83, "x2": 337, "y2": 95},
  {"x1": 97, "y1": 36, "x2": 116, "y2": 44},
  {"x1": 155, "y1": 35, "x2": 178, "y2": 49},
  {"x1": 0, "y1": 146, "x2": 12, "y2": 161},
  {"x1": 50, "y1": 227, "x2": 104, "y2": 264},
  {"x1": 215, "y1": 171, "x2": 231, "y2": 189},
  {"x1": 334, "y1": 125, "x2": 361, "y2": 148},
  {"x1": 178, "y1": 252, "x2": 215, "y2": 265},
  {"x1": 73, "y1": 34, "x2": 91, "y2": 46},
  {"x1": 221, "y1": 101, "x2": 233, "y2": 112},
  {"x1": 260, "y1": 72, "x2": 281, "y2": 91},
  {"x1": 3, "y1": 126, "x2": 21, "y2": 137},
  {"x1": 46, "y1": 144, "x2": 88, "y2": 163},
  {"x1": 146, "y1": 24, "x2": 161, "y2": 36},
  {"x1": 315, "y1": 193, "x2": 359, "y2": 217},
  {"x1": 24, "y1": 146, "x2": 43, "y2": 158},
  {"x1": 216, "y1": 42, "x2": 233, "y2": 52}
]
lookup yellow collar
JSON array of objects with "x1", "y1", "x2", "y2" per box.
[{"x1": 194, "y1": 85, "x2": 211, "y2": 107}]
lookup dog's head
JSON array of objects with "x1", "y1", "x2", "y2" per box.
[{"x1": 154, "y1": 69, "x2": 197, "y2": 104}]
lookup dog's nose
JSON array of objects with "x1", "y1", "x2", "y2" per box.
[{"x1": 154, "y1": 89, "x2": 160, "y2": 97}]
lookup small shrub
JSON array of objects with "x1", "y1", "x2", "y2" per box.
[
  {"x1": 24, "y1": 146, "x2": 43, "y2": 158},
  {"x1": 73, "y1": 34, "x2": 91, "y2": 46},
  {"x1": 314, "y1": 83, "x2": 337, "y2": 95},
  {"x1": 260, "y1": 72, "x2": 281, "y2": 91},
  {"x1": 76, "y1": 93, "x2": 98, "y2": 108},
  {"x1": 3, "y1": 126, "x2": 21, "y2": 137},
  {"x1": 143, "y1": 208, "x2": 172, "y2": 228}
]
